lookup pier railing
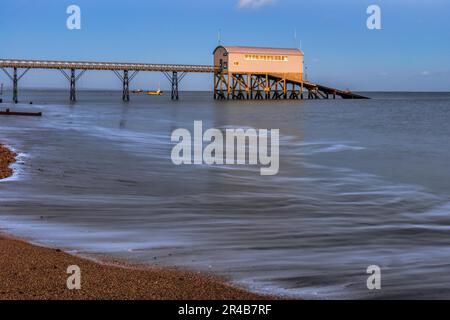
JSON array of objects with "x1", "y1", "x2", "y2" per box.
[{"x1": 0, "y1": 59, "x2": 216, "y2": 73}]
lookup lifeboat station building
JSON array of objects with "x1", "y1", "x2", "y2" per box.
[{"x1": 213, "y1": 45, "x2": 306, "y2": 100}]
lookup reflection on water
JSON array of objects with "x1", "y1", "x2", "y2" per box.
[{"x1": 1, "y1": 90, "x2": 450, "y2": 299}]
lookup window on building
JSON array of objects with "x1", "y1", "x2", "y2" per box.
[{"x1": 244, "y1": 54, "x2": 289, "y2": 62}]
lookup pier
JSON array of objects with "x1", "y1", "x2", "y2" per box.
[
  {"x1": 0, "y1": 50, "x2": 368, "y2": 103},
  {"x1": 0, "y1": 59, "x2": 214, "y2": 103}
]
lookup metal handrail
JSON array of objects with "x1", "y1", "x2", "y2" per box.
[{"x1": 0, "y1": 59, "x2": 217, "y2": 73}]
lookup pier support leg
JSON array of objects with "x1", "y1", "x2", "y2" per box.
[
  {"x1": 213, "y1": 73, "x2": 217, "y2": 100},
  {"x1": 273, "y1": 81, "x2": 278, "y2": 99},
  {"x1": 220, "y1": 74, "x2": 226, "y2": 100},
  {"x1": 70, "y1": 69, "x2": 76, "y2": 102},
  {"x1": 13, "y1": 68, "x2": 18, "y2": 104},
  {"x1": 171, "y1": 71, "x2": 179, "y2": 100},
  {"x1": 213, "y1": 73, "x2": 227, "y2": 100},
  {"x1": 163, "y1": 71, "x2": 186, "y2": 101},
  {"x1": 227, "y1": 72, "x2": 231, "y2": 100},
  {"x1": 248, "y1": 74, "x2": 252, "y2": 99},
  {"x1": 113, "y1": 70, "x2": 137, "y2": 101},
  {"x1": 60, "y1": 68, "x2": 86, "y2": 103},
  {"x1": 122, "y1": 70, "x2": 130, "y2": 102},
  {"x1": 1, "y1": 67, "x2": 30, "y2": 103}
]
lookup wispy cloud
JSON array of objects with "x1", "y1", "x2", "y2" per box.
[{"x1": 238, "y1": 0, "x2": 275, "y2": 9}]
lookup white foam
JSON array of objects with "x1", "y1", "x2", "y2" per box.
[
  {"x1": 291, "y1": 142, "x2": 366, "y2": 156},
  {"x1": 236, "y1": 278, "x2": 358, "y2": 300}
]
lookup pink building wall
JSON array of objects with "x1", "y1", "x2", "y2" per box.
[{"x1": 214, "y1": 46, "x2": 304, "y2": 81}]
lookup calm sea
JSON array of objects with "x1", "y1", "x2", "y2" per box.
[{"x1": 1, "y1": 90, "x2": 450, "y2": 299}]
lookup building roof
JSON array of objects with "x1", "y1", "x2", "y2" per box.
[{"x1": 213, "y1": 45, "x2": 303, "y2": 56}]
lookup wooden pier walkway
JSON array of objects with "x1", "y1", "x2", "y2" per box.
[{"x1": 0, "y1": 58, "x2": 368, "y2": 103}]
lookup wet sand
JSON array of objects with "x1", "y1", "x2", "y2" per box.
[{"x1": 0, "y1": 145, "x2": 269, "y2": 300}]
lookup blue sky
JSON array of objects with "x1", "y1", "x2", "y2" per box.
[{"x1": 1, "y1": 0, "x2": 449, "y2": 91}]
